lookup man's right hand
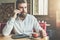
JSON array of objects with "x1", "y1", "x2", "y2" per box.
[{"x1": 13, "y1": 9, "x2": 21, "y2": 19}]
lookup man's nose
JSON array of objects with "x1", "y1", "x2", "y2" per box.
[{"x1": 22, "y1": 8, "x2": 25, "y2": 11}]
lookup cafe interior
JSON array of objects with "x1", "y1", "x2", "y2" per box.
[{"x1": 0, "y1": 0, "x2": 60, "y2": 40}]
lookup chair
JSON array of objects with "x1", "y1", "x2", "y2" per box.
[
  {"x1": 0, "y1": 22, "x2": 14, "y2": 34},
  {"x1": 39, "y1": 21, "x2": 48, "y2": 36},
  {"x1": 39, "y1": 21, "x2": 47, "y2": 31}
]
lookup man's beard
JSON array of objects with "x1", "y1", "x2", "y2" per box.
[{"x1": 19, "y1": 13, "x2": 27, "y2": 18}]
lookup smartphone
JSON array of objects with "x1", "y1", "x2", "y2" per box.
[
  {"x1": 17, "y1": 13, "x2": 20, "y2": 17},
  {"x1": 17, "y1": 13, "x2": 23, "y2": 17}
]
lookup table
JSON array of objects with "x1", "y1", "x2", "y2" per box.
[{"x1": 0, "y1": 35, "x2": 49, "y2": 40}]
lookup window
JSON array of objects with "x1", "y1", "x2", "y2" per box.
[{"x1": 33, "y1": 0, "x2": 48, "y2": 15}]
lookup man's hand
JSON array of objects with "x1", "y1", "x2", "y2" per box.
[
  {"x1": 12, "y1": 9, "x2": 21, "y2": 19},
  {"x1": 39, "y1": 30, "x2": 47, "y2": 38}
]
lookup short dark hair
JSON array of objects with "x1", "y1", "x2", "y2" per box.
[{"x1": 16, "y1": 0, "x2": 27, "y2": 9}]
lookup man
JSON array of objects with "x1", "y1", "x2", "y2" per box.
[{"x1": 2, "y1": 0, "x2": 47, "y2": 38}]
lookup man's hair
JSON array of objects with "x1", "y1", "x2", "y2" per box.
[{"x1": 16, "y1": 0, "x2": 27, "y2": 9}]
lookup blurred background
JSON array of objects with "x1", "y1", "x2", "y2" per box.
[{"x1": 0, "y1": 0, "x2": 60, "y2": 40}]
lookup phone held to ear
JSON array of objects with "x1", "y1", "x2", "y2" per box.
[{"x1": 17, "y1": 13, "x2": 21, "y2": 17}]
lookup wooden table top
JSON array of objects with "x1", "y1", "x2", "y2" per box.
[{"x1": 0, "y1": 34, "x2": 49, "y2": 40}]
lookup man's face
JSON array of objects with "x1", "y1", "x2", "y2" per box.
[{"x1": 18, "y1": 3, "x2": 27, "y2": 17}]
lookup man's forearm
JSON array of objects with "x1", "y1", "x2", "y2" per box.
[{"x1": 2, "y1": 17, "x2": 15, "y2": 36}]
